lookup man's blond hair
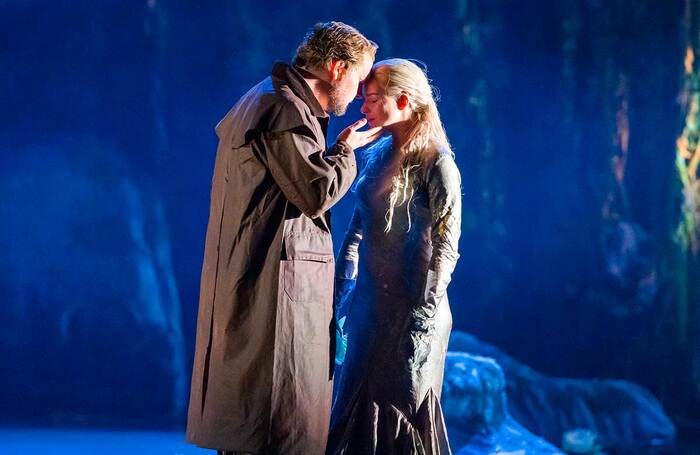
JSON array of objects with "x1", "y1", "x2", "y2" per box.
[{"x1": 293, "y1": 21, "x2": 377, "y2": 71}]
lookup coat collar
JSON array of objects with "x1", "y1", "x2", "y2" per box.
[{"x1": 271, "y1": 62, "x2": 328, "y2": 119}]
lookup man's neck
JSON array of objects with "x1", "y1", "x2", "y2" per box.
[{"x1": 297, "y1": 66, "x2": 331, "y2": 112}]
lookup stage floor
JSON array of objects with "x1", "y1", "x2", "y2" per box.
[
  {"x1": 3, "y1": 426, "x2": 698, "y2": 454},
  {"x1": 0, "y1": 428, "x2": 211, "y2": 454}
]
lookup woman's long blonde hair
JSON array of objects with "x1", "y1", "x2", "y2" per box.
[{"x1": 362, "y1": 58, "x2": 452, "y2": 232}]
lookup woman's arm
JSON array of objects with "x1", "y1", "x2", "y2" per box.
[
  {"x1": 335, "y1": 207, "x2": 363, "y2": 313},
  {"x1": 413, "y1": 153, "x2": 462, "y2": 333},
  {"x1": 334, "y1": 207, "x2": 363, "y2": 365}
]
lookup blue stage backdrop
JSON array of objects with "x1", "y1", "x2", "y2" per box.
[{"x1": 2, "y1": 0, "x2": 699, "y2": 452}]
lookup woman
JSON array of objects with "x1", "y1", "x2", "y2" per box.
[{"x1": 328, "y1": 59, "x2": 461, "y2": 454}]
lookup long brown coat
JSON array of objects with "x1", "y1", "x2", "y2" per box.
[{"x1": 186, "y1": 63, "x2": 357, "y2": 454}]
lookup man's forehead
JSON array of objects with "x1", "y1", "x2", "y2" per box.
[{"x1": 359, "y1": 55, "x2": 373, "y2": 79}]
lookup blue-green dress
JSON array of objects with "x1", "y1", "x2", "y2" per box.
[{"x1": 328, "y1": 138, "x2": 462, "y2": 455}]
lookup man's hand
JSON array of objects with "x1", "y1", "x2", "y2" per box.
[{"x1": 337, "y1": 118, "x2": 383, "y2": 150}]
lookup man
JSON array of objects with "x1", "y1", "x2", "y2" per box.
[{"x1": 186, "y1": 22, "x2": 380, "y2": 454}]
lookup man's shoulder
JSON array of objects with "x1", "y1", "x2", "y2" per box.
[
  {"x1": 244, "y1": 76, "x2": 312, "y2": 131},
  {"x1": 215, "y1": 76, "x2": 313, "y2": 142}
]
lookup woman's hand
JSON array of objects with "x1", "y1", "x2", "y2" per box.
[{"x1": 337, "y1": 118, "x2": 382, "y2": 150}]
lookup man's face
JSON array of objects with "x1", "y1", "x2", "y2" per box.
[{"x1": 328, "y1": 55, "x2": 373, "y2": 116}]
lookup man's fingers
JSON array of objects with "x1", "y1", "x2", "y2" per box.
[
  {"x1": 365, "y1": 133, "x2": 382, "y2": 146},
  {"x1": 339, "y1": 121, "x2": 383, "y2": 149},
  {"x1": 362, "y1": 126, "x2": 382, "y2": 136},
  {"x1": 357, "y1": 128, "x2": 383, "y2": 147},
  {"x1": 350, "y1": 118, "x2": 367, "y2": 130},
  {"x1": 368, "y1": 130, "x2": 383, "y2": 141},
  {"x1": 358, "y1": 127, "x2": 382, "y2": 141}
]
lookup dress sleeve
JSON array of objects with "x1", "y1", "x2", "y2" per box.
[
  {"x1": 334, "y1": 207, "x2": 362, "y2": 366},
  {"x1": 413, "y1": 153, "x2": 462, "y2": 332},
  {"x1": 335, "y1": 207, "x2": 362, "y2": 312},
  {"x1": 258, "y1": 126, "x2": 357, "y2": 219}
]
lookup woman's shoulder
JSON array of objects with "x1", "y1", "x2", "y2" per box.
[
  {"x1": 422, "y1": 142, "x2": 456, "y2": 169},
  {"x1": 424, "y1": 143, "x2": 460, "y2": 187}
]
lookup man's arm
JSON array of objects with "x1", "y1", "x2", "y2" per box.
[{"x1": 260, "y1": 125, "x2": 357, "y2": 219}]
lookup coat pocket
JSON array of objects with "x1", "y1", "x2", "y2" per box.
[
  {"x1": 283, "y1": 258, "x2": 332, "y2": 302},
  {"x1": 279, "y1": 259, "x2": 333, "y2": 345}
]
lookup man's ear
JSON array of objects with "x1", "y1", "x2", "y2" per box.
[
  {"x1": 329, "y1": 59, "x2": 347, "y2": 82},
  {"x1": 397, "y1": 94, "x2": 410, "y2": 110}
]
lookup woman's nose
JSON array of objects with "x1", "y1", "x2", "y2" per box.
[{"x1": 360, "y1": 102, "x2": 368, "y2": 114}]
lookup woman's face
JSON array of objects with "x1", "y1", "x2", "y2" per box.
[{"x1": 360, "y1": 78, "x2": 405, "y2": 129}]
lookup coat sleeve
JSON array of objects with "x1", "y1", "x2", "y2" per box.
[
  {"x1": 259, "y1": 126, "x2": 357, "y2": 219},
  {"x1": 411, "y1": 153, "x2": 462, "y2": 333}
]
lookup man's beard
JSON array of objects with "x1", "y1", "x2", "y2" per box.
[{"x1": 328, "y1": 82, "x2": 349, "y2": 116}]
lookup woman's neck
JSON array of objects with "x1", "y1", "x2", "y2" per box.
[{"x1": 387, "y1": 121, "x2": 411, "y2": 155}]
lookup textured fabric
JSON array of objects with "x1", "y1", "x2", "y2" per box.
[
  {"x1": 328, "y1": 140, "x2": 461, "y2": 455},
  {"x1": 186, "y1": 62, "x2": 357, "y2": 453}
]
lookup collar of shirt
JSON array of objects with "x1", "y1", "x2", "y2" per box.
[{"x1": 271, "y1": 62, "x2": 328, "y2": 119}]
